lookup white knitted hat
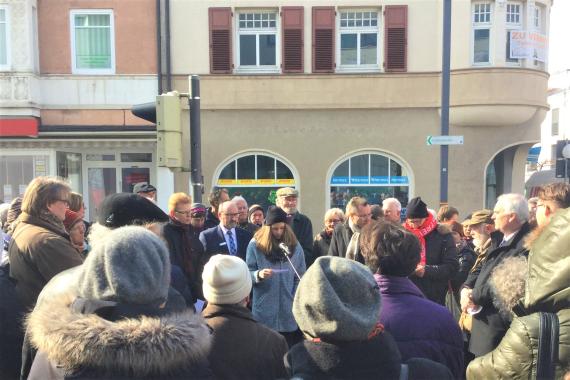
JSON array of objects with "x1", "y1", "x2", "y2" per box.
[{"x1": 202, "y1": 255, "x2": 252, "y2": 305}]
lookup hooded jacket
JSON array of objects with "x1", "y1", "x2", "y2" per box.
[
  {"x1": 467, "y1": 209, "x2": 570, "y2": 379},
  {"x1": 26, "y1": 293, "x2": 212, "y2": 380}
]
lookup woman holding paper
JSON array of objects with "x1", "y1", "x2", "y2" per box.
[{"x1": 246, "y1": 205, "x2": 306, "y2": 348}]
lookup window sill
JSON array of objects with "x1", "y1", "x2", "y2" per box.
[
  {"x1": 72, "y1": 69, "x2": 116, "y2": 75},
  {"x1": 234, "y1": 67, "x2": 281, "y2": 75},
  {"x1": 336, "y1": 66, "x2": 381, "y2": 74}
]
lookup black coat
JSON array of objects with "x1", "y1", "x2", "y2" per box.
[
  {"x1": 203, "y1": 208, "x2": 219, "y2": 230},
  {"x1": 199, "y1": 226, "x2": 253, "y2": 261},
  {"x1": 464, "y1": 222, "x2": 531, "y2": 357},
  {"x1": 291, "y1": 212, "x2": 313, "y2": 267},
  {"x1": 327, "y1": 222, "x2": 353, "y2": 258},
  {"x1": 163, "y1": 220, "x2": 206, "y2": 302},
  {"x1": 311, "y1": 230, "x2": 331, "y2": 267},
  {"x1": 0, "y1": 264, "x2": 24, "y2": 379},
  {"x1": 409, "y1": 225, "x2": 458, "y2": 306},
  {"x1": 285, "y1": 332, "x2": 453, "y2": 380}
]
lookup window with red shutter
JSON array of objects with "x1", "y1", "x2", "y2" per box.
[
  {"x1": 384, "y1": 5, "x2": 407, "y2": 72},
  {"x1": 236, "y1": 10, "x2": 280, "y2": 73},
  {"x1": 282, "y1": 7, "x2": 304, "y2": 73},
  {"x1": 312, "y1": 7, "x2": 335, "y2": 73},
  {"x1": 209, "y1": 8, "x2": 232, "y2": 74},
  {"x1": 337, "y1": 10, "x2": 381, "y2": 71}
]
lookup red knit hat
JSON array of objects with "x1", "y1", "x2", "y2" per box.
[{"x1": 63, "y1": 209, "x2": 83, "y2": 231}]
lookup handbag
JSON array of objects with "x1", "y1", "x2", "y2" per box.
[{"x1": 536, "y1": 312, "x2": 559, "y2": 380}]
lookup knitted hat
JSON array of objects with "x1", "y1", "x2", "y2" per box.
[
  {"x1": 202, "y1": 254, "x2": 252, "y2": 305},
  {"x1": 77, "y1": 226, "x2": 171, "y2": 306},
  {"x1": 190, "y1": 203, "x2": 207, "y2": 217},
  {"x1": 96, "y1": 193, "x2": 169, "y2": 229},
  {"x1": 293, "y1": 256, "x2": 382, "y2": 342},
  {"x1": 248, "y1": 204, "x2": 264, "y2": 218},
  {"x1": 265, "y1": 205, "x2": 288, "y2": 225},
  {"x1": 63, "y1": 209, "x2": 83, "y2": 231},
  {"x1": 405, "y1": 197, "x2": 429, "y2": 219},
  {"x1": 6, "y1": 197, "x2": 22, "y2": 227}
]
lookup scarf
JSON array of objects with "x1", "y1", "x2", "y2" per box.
[
  {"x1": 168, "y1": 216, "x2": 196, "y2": 276},
  {"x1": 265, "y1": 242, "x2": 295, "y2": 263},
  {"x1": 403, "y1": 213, "x2": 437, "y2": 265},
  {"x1": 345, "y1": 219, "x2": 362, "y2": 261},
  {"x1": 38, "y1": 211, "x2": 68, "y2": 236}
]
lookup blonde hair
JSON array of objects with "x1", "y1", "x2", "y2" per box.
[
  {"x1": 323, "y1": 208, "x2": 344, "y2": 225},
  {"x1": 21, "y1": 176, "x2": 71, "y2": 217},
  {"x1": 168, "y1": 192, "x2": 192, "y2": 213},
  {"x1": 254, "y1": 224, "x2": 298, "y2": 255},
  {"x1": 345, "y1": 197, "x2": 368, "y2": 217}
]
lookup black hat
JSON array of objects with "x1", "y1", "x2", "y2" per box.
[
  {"x1": 406, "y1": 197, "x2": 429, "y2": 219},
  {"x1": 97, "y1": 193, "x2": 169, "y2": 228},
  {"x1": 264, "y1": 205, "x2": 288, "y2": 225},
  {"x1": 133, "y1": 182, "x2": 157, "y2": 194}
]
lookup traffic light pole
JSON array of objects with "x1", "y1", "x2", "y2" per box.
[
  {"x1": 440, "y1": 0, "x2": 452, "y2": 205},
  {"x1": 190, "y1": 75, "x2": 204, "y2": 202}
]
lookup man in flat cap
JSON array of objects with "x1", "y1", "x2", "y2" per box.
[
  {"x1": 132, "y1": 182, "x2": 157, "y2": 203},
  {"x1": 275, "y1": 187, "x2": 313, "y2": 268}
]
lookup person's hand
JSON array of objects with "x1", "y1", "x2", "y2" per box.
[
  {"x1": 414, "y1": 264, "x2": 425, "y2": 278},
  {"x1": 460, "y1": 288, "x2": 473, "y2": 312},
  {"x1": 258, "y1": 269, "x2": 273, "y2": 280}
]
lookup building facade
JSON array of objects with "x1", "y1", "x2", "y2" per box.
[
  {"x1": 168, "y1": 0, "x2": 550, "y2": 223},
  {"x1": 0, "y1": 0, "x2": 552, "y2": 225}
]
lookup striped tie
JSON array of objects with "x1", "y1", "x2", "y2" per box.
[{"x1": 227, "y1": 230, "x2": 237, "y2": 256}]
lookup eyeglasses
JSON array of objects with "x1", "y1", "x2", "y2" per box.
[
  {"x1": 56, "y1": 199, "x2": 70, "y2": 206},
  {"x1": 175, "y1": 210, "x2": 192, "y2": 216},
  {"x1": 327, "y1": 219, "x2": 342, "y2": 224}
]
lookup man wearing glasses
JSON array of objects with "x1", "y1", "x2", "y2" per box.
[
  {"x1": 199, "y1": 200, "x2": 253, "y2": 261},
  {"x1": 328, "y1": 196, "x2": 372, "y2": 263}
]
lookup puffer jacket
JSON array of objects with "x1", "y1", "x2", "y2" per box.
[{"x1": 467, "y1": 208, "x2": 570, "y2": 379}]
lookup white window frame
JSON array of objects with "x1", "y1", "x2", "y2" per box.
[
  {"x1": 336, "y1": 9, "x2": 381, "y2": 73},
  {"x1": 471, "y1": 2, "x2": 493, "y2": 66},
  {"x1": 234, "y1": 10, "x2": 280, "y2": 74},
  {"x1": 533, "y1": 5, "x2": 542, "y2": 31},
  {"x1": 505, "y1": 1, "x2": 522, "y2": 66},
  {"x1": 0, "y1": 5, "x2": 11, "y2": 71},
  {"x1": 70, "y1": 9, "x2": 115, "y2": 75}
]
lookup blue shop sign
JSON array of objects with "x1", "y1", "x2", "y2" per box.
[
  {"x1": 390, "y1": 176, "x2": 409, "y2": 184},
  {"x1": 350, "y1": 176, "x2": 369, "y2": 184},
  {"x1": 371, "y1": 176, "x2": 389, "y2": 184},
  {"x1": 331, "y1": 176, "x2": 349, "y2": 184}
]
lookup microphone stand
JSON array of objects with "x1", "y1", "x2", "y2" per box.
[{"x1": 279, "y1": 243, "x2": 302, "y2": 281}]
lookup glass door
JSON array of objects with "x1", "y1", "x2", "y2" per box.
[{"x1": 87, "y1": 167, "x2": 116, "y2": 222}]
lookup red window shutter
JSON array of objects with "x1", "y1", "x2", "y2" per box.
[
  {"x1": 209, "y1": 8, "x2": 232, "y2": 74},
  {"x1": 384, "y1": 5, "x2": 407, "y2": 72},
  {"x1": 312, "y1": 7, "x2": 335, "y2": 73},
  {"x1": 282, "y1": 7, "x2": 304, "y2": 73}
]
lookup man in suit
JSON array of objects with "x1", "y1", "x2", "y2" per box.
[{"x1": 199, "y1": 200, "x2": 253, "y2": 261}]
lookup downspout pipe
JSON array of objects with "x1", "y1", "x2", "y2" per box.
[
  {"x1": 165, "y1": 0, "x2": 172, "y2": 92},
  {"x1": 156, "y1": 0, "x2": 162, "y2": 95}
]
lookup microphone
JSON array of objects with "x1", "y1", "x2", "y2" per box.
[{"x1": 278, "y1": 242, "x2": 302, "y2": 280}]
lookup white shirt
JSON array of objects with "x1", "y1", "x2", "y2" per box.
[
  {"x1": 220, "y1": 224, "x2": 237, "y2": 254},
  {"x1": 501, "y1": 229, "x2": 520, "y2": 246}
]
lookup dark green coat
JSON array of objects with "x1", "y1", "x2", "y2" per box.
[{"x1": 467, "y1": 208, "x2": 570, "y2": 379}]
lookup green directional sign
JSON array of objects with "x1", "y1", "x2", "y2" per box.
[{"x1": 426, "y1": 135, "x2": 464, "y2": 146}]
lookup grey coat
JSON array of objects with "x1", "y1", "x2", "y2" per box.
[{"x1": 246, "y1": 239, "x2": 306, "y2": 332}]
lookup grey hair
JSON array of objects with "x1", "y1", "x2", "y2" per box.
[
  {"x1": 232, "y1": 195, "x2": 247, "y2": 206},
  {"x1": 495, "y1": 193, "x2": 529, "y2": 222},
  {"x1": 382, "y1": 198, "x2": 402, "y2": 211},
  {"x1": 323, "y1": 208, "x2": 344, "y2": 225}
]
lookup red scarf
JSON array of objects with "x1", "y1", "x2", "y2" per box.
[{"x1": 403, "y1": 213, "x2": 437, "y2": 265}]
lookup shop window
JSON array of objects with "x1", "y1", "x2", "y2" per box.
[
  {"x1": 0, "y1": 154, "x2": 50, "y2": 202},
  {"x1": 216, "y1": 153, "x2": 296, "y2": 209},
  {"x1": 329, "y1": 153, "x2": 410, "y2": 209},
  {"x1": 57, "y1": 152, "x2": 82, "y2": 193}
]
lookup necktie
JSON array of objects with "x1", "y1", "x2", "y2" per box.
[{"x1": 227, "y1": 230, "x2": 237, "y2": 256}]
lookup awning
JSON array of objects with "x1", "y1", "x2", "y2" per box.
[
  {"x1": 0, "y1": 118, "x2": 39, "y2": 137},
  {"x1": 527, "y1": 146, "x2": 541, "y2": 163},
  {"x1": 525, "y1": 169, "x2": 565, "y2": 188}
]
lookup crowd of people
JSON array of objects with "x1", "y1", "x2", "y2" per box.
[{"x1": 0, "y1": 176, "x2": 569, "y2": 379}]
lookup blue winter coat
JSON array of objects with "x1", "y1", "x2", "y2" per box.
[
  {"x1": 375, "y1": 274, "x2": 464, "y2": 379},
  {"x1": 246, "y1": 239, "x2": 306, "y2": 333}
]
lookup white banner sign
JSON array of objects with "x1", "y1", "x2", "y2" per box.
[{"x1": 510, "y1": 31, "x2": 548, "y2": 62}]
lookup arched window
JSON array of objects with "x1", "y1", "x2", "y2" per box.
[
  {"x1": 215, "y1": 152, "x2": 297, "y2": 208},
  {"x1": 329, "y1": 152, "x2": 410, "y2": 209}
]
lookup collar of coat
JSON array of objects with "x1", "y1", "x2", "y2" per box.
[
  {"x1": 26, "y1": 292, "x2": 212, "y2": 377},
  {"x1": 202, "y1": 303, "x2": 257, "y2": 322},
  {"x1": 19, "y1": 212, "x2": 69, "y2": 239}
]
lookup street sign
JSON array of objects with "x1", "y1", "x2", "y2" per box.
[{"x1": 427, "y1": 135, "x2": 464, "y2": 145}]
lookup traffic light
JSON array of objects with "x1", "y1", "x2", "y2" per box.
[
  {"x1": 555, "y1": 140, "x2": 569, "y2": 178},
  {"x1": 132, "y1": 92, "x2": 183, "y2": 169}
]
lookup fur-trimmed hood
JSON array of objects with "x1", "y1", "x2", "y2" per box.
[
  {"x1": 27, "y1": 293, "x2": 212, "y2": 377},
  {"x1": 490, "y1": 256, "x2": 528, "y2": 316}
]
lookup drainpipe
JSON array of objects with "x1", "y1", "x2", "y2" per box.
[
  {"x1": 156, "y1": 0, "x2": 162, "y2": 94},
  {"x1": 165, "y1": 0, "x2": 172, "y2": 91}
]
